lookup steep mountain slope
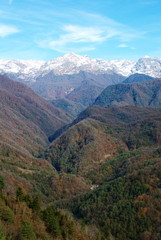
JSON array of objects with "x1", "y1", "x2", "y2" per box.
[
  {"x1": 66, "y1": 80, "x2": 104, "y2": 106},
  {"x1": 70, "y1": 146, "x2": 161, "y2": 240},
  {"x1": 94, "y1": 78, "x2": 161, "y2": 108},
  {"x1": 0, "y1": 75, "x2": 97, "y2": 205},
  {"x1": 123, "y1": 73, "x2": 153, "y2": 83},
  {"x1": 50, "y1": 98, "x2": 85, "y2": 118},
  {"x1": 43, "y1": 105, "x2": 161, "y2": 176},
  {"x1": 0, "y1": 75, "x2": 73, "y2": 196},
  {"x1": 33, "y1": 70, "x2": 124, "y2": 100},
  {"x1": 0, "y1": 75, "x2": 71, "y2": 138},
  {"x1": 43, "y1": 104, "x2": 161, "y2": 239}
]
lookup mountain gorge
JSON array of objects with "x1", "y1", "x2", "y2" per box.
[
  {"x1": 1, "y1": 53, "x2": 161, "y2": 239},
  {"x1": 42, "y1": 103, "x2": 161, "y2": 239}
]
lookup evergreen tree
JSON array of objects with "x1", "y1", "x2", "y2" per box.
[
  {"x1": 16, "y1": 187, "x2": 24, "y2": 202},
  {"x1": 0, "y1": 175, "x2": 4, "y2": 191},
  {"x1": 19, "y1": 221, "x2": 36, "y2": 240}
]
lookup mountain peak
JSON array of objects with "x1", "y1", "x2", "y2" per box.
[
  {"x1": 63, "y1": 52, "x2": 80, "y2": 58},
  {"x1": 142, "y1": 55, "x2": 150, "y2": 59},
  {"x1": 0, "y1": 54, "x2": 161, "y2": 82}
]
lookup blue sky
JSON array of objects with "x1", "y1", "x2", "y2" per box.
[{"x1": 0, "y1": 0, "x2": 161, "y2": 60}]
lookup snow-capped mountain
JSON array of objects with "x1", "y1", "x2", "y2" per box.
[
  {"x1": 1, "y1": 53, "x2": 161, "y2": 108},
  {"x1": 131, "y1": 56, "x2": 161, "y2": 78},
  {"x1": 0, "y1": 53, "x2": 161, "y2": 83},
  {"x1": 0, "y1": 59, "x2": 44, "y2": 82},
  {"x1": 39, "y1": 53, "x2": 136, "y2": 76}
]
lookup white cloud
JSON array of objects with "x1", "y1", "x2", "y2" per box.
[
  {"x1": 38, "y1": 25, "x2": 109, "y2": 53},
  {"x1": 62, "y1": 25, "x2": 107, "y2": 43},
  {"x1": 118, "y1": 44, "x2": 128, "y2": 48},
  {"x1": 118, "y1": 44, "x2": 136, "y2": 50},
  {"x1": 0, "y1": 24, "x2": 19, "y2": 37},
  {"x1": 37, "y1": 11, "x2": 145, "y2": 53}
]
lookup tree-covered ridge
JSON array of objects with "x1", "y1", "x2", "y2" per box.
[
  {"x1": 43, "y1": 106, "x2": 161, "y2": 176},
  {"x1": 42, "y1": 105, "x2": 161, "y2": 239},
  {"x1": 70, "y1": 148, "x2": 161, "y2": 240},
  {"x1": 94, "y1": 78, "x2": 161, "y2": 108},
  {"x1": 0, "y1": 175, "x2": 98, "y2": 240},
  {"x1": 1, "y1": 75, "x2": 161, "y2": 240}
]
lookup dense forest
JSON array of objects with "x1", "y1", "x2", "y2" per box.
[{"x1": 1, "y1": 76, "x2": 161, "y2": 239}]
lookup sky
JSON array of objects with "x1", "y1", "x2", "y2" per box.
[{"x1": 0, "y1": 0, "x2": 161, "y2": 60}]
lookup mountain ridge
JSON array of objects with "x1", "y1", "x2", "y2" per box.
[
  {"x1": 94, "y1": 78, "x2": 161, "y2": 108},
  {"x1": 0, "y1": 54, "x2": 161, "y2": 84}
]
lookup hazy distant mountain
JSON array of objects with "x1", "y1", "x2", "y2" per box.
[
  {"x1": 50, "y1": 98, "x2": 85, "y2": 118},
  {"x1": 1, "y1": 54, "x2": 161, "y2": 81},
  {"x1": 0, "y1": 53, "x2": 161, "y2": 101},
  {"x1": 123, "y1": 73, "x2": 153, "y2": 83},
  {"x1": 33, "y1": 70, "x2": 124, "y2": 100},
  {"x1": 94, "y1": 78, "x2": 161, "y2": 108},
  {"x1": 66, "y1": 80, "x2": 104, "y2": 106},
  {"x1": 131, "y1": 56, "x2": 161, "y2": 77}
]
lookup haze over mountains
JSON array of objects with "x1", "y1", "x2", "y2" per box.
[
  {"x1": 1, "y1": 53, "x2": 161, "y2": 118},
  {"x1": 1, "y1": 54, "x2": 161, "y2": 81},
  {"x1": 0, "y1": 53, "x2": 161, "y2": 101}
]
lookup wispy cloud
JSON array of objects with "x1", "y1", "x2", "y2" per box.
[
  {"x1": 0, "y1": 24, "x2": 19, "y2": 37},
  {"x1": 118, "y1": 44, "x2": 128, "y2": 48},
  {"x1": 38, "y1": 24, "x2": 112, "y2": 53},
  {"x1": 38, "y1": 12, "x2": 144, "y2": 53},
  {"x1": 117, "y1": 44, "x2": 136, "y2": 50}
]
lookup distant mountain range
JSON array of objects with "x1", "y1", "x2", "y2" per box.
[
  {"x1": 1, "y1": 54, "x2": 161, "y2": 81},
  {"x1": 0, "y1": 53, "x2": 161, "y2": 102}
]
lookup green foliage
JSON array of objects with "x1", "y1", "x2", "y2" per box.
[
  {"x1": 42, "y1": 206, "x2": 75, "y2": 239},
  {"x1": 70, "y1": 148, "x2": 161, "y2": 240},
  {"x1": 29, "y1": 196, "x2": 41, "y2": 213},
  {"x1": 0, "y1": 225, "x2": 5, "y2": 240},
  {"x1": 16, "y1": 187, "x2": 25, "y2": 202},
  {"x1": 19, "y1": 221, "x2": 36, "y2": 240},
  {"x1": 0, "y1": 204, "x2": 14, "y2": 223},
  {"x1": 126, "y1": 120, "x2": 158, "y2": 149},
  {"x1": 0, "y1": 175, "x2": 4, "y2": 191}
]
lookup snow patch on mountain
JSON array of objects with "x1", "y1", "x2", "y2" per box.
[
  {"x1": 39, "y1": 53, "x2": 136, "y2": 76},
  {"x1": 0, "y1": 53, "x2": 161, "y2": 83},
  {"x1": 0, "y1": 59, "x2": 44, "y2": 82},
  {"x1": 131, "y1": 57, "x2": 161, "y2": 78}
]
